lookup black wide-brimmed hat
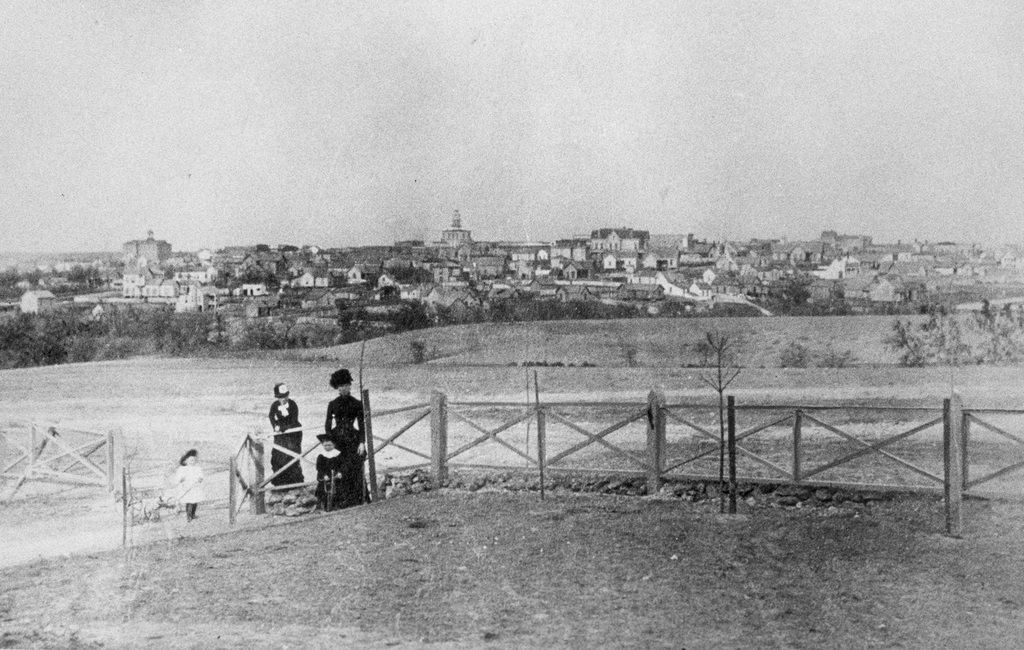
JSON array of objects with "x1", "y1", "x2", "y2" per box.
[
  {"x1": 329, "y1": 368, "x2": 353, "y2": 388},
  {"x1": 273, "y1": 383, "x2": 289, "y2": 398},
  {"x1": 316, "y1": 433, "x2": 334, "y2": 443}
]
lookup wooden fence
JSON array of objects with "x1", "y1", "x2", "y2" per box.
[
  {"x1": 227, "y1": 389, "x2": 1024, "y2": 536},
  {"x1": 0, "y1": 422, "x2": 115, "y2": 501}
]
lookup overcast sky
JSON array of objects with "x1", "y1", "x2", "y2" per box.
[{"x1": 2, "y1": 1, "x2": 1023, "y2": 252}]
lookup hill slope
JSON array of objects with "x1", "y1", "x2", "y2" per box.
[{"x1": 305, "y1": 315, "x2": 911, "y2": 368}]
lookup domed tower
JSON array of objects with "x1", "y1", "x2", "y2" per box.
[{"x1": 441, "y1": 210, "x2": 472, "y2": 247}]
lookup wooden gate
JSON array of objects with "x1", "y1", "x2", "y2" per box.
[
  {"x1": 1, "y1": 422, "x2": 115, "y2": 500},
  {"x1": 962, "y1": 407, "x2": 1024, "y2": 494}
]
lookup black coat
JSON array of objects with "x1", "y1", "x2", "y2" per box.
[
  {"x1": 315, "y1": 452, "x2": 345, "y2": 509},
  {"x1": 268, "y1": 399, "x2": 302, "y2": 433},
  {"x1": 324, "y1": 394, "x2": 365, "y2": 452},
  {"x1": 267, "y1": 399, "x2": 304, "y2": 486}
]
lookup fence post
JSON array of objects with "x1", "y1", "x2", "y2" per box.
[
  {"x1": 961, "y1": 410, "x2": 970, "y2": 491},
  {"x1": 362, "y1": 388, "x2": 379, "y2": 502},
  {"x1": 537, "y1": 406, "x2": 546, "y2": 501},
  {"x1": 943, "y1": 394, "x2": 963, "y2": 537},
  {"x1": 121, "y1": 467, "x2": 129, "y2": 548},
  {"x1": 105, "y1": 432, "x2": 116, "y2": 493},
  {"x1": 430, "y1": 391, "x2": 448, "y2": 488},
  {"x1": 250, "y1": 437, "x2": 266, "y2": 515},
  {"x1": 727, "y1": 396, "x2": 737, "y2": 515},
  {"x1": 29, "y1": 425, "x2": 36, "y2": 477},
  {"x1": 792, "y1": 409, "x2": 802, "y2": 483},
  {"x1": 646, "y1": 390, "x2": 666, "y2": 495},
  {"x1": 228, "y1": 455, "x2": 237, "y2": 526}
]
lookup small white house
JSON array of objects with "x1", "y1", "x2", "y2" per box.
[{"x1": 20, "y1": 290, "x2": 56, "y2": 314}]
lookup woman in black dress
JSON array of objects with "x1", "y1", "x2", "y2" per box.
[
  {"x1": 315, "y1": 435, "x2": 345, "y2": 511},
  {"x1": 324, "y1": 368, "x2": 367, "y2": 508},
  {"x1": 268, "y1": 383, "x2": 305, "y2": 487}
]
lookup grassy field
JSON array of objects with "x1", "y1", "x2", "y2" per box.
[
  {"x1": 3, "y1": 491, "x2": 1024, "y2": 649},
  {"x1": 4, "y1": 316, "x2": 1024, "y2": 648},
  {"x1": 1, "y1": 314, "x2": 1023, "y2": 484},
  {"x1": 307, "y1": 314, "x2": 920, "y2": 368}
]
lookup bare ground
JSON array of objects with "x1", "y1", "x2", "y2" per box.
[{"x1": 2, "y1": 490, "x2": 1024, "y2": 649}]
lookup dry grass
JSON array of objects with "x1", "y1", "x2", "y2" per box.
[
  {"x1": 302, "y1": 315, "x2": 914, "y2": 368},
  {"x1": 2, "y1": 491, "x2": 1023, "y2": 649}
]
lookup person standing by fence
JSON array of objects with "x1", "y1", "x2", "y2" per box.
[
  {"x1": 172, "y1": 449, "x2": 204, "y2": 522},
  {"x1": 268, "y1": 382, "x2": 305, "y2": 487},
  {"x1": 324, "y1": 368, "x2": 367, "y2": 508}
]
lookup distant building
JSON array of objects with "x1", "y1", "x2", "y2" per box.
[
  {"x1": 123, "y1": 230, "x2": 172, "y2": 267},
  {"x1": 590, "y1": 228, "x2": 650, "y2": 253},
  {"x1": 440, "y1": 210, "x2": 472, "y2": 248},
  {"x1": 20, "y1": 290, "x2": 57, "y2": 314}
]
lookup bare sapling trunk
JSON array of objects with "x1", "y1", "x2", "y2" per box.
[{"x1": 699, "y1": 332, "x2": 741, "y2": 514}]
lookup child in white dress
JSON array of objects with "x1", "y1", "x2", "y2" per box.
[{"x1": 172, "y1": 449, "x2": 205, "y2": 521}]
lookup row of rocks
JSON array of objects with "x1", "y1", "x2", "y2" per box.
[
  {"x1": 377, "y1": 469, "x2": 899, "y2": 509},
  {"x1": 265, "y1": 489, "x2": 319, "y2": 517},
  {"x1": 262, "y1": 470, "x2": 900, "y2": 517}
]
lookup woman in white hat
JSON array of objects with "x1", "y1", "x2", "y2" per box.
[{"x1": 268, "y1": 382, "x2": 305, "y2": 487}]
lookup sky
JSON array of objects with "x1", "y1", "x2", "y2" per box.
[{"x1": 2, "y1": 1, "x2": 1024, "y2": 253}]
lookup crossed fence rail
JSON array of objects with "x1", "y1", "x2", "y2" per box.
[
  {"x1": 327, "y1": 391, "x2": 1024, "y2": 536},
  {"x1": 0, "y1": 422, "x2": 115, "y2": 501},
  {"x1": 214, "y1": 389, "x2": 1024, "y2": 537}
]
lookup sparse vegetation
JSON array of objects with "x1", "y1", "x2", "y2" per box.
[
  {"x1": 888, "y1": 305, "x2": 1024, "y2": 366},
  {"x1": 410, "y1": 340, "x2": 427, "y2": 364},
  {"x1": 779, "y1": 341, "x2": 812, "y2": 368}
]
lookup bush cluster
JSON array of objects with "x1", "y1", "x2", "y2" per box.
[
  {"x1": 888, "y1": 304, "x2": 1024, "y2": 366},
  {"x1": 779, "y1": 341, "x2": 857, "y2": 368}
]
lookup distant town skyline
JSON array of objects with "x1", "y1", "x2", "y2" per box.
[{"x1": 3, "y1": 2, "x2": 1024, "y2": 253}]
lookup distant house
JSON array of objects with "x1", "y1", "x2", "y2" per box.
[
  {"x1": 470, "y1": 255, "x2": 507, "y2": 280},
  {"x1": 688, "y1": 281, "x2": 713, "y2": 299},
  {"x1": 486, "y1": 284, "x2": 522, "y2": 301},
  {"x1": 142, "y1": 279, "x2": 179, "y2": 300},
  {"x1": 808, "y1": 279, "x2": 842, "y2": 304},
  {"x1": 176, "y1": 284, "x2": 219, "y2": 313},
  {"x1": 641, "y1": 248, "x2": 680, "y2": 271},
  {"x1": 244, "y1": 296, "x2": 278, "y2": 319},
  {"x1": 238, "y1": 283, "x2": 269, "y2": 297},
  {"x1": 589, "y1": 228, "x2": 649, "y2": 253},
  {"x1": 346, "y1": 264, "x2": 366, "y2": 285},
  {"x1": 556, "y1": 284, "x2": 600, "y2": 303},
  {"x1": 617, "y1": 283, "x2": 664, "y2": 302},
  {"x1": 558, "y1": 261, "x2": 586, "y2": 281},
  {"x1": 122, "y1": 267, "x2": 161, "y2": 299},
  {"x1": 301, "y1": 288, "x2": 339, "y2": 310},
  {"x1": 20, "y1": 290, "x2": 56, "y2": 314},
  {"x1": 524, "y1": 277, "x2": 559, "y2": 298}
]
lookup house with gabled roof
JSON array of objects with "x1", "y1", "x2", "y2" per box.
[
  {"x1": 142, "y1": 278, "x2": 179, "y2": 301},
  {"x1": 590, "y1": 228, "x2": 649, "y2": 253},
  {"x1": 20, "y1": 290, "x2": 57, "y2": 314},
  {"x1": 524, "y1": 276, "x2": 559, "y2": 298},
  {"x1": 175, "y1": 283, "x2": 219, "y2": 313},
  {"x1": 641, "y1": 247, "x2": 679, "y2": 271},
  {"x1": 298, "y1": 288, "x2": 338, "y2": 310},
  {"x1": 556, "y1": 284, "x2": 601, "y2": 303},
  {"x1": 688, "y1": 280, "x2": 713, "y2": 299}
]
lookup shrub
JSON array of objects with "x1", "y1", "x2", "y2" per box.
[
  {"x1": 410, "y1": 340, "x2": 427, "y2": 364},
  {"x1": 779, "y1": 342, "x2": 811, "y2": 368},
  {"x1": 818, "y1": 344, "x2": 856, "y2": 368}
]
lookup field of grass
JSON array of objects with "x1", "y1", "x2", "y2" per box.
[
  {"x1": 0, "y1": 314, "x2": 1021, "y2": 476},
  {"x1": 305, "y1": 314, "x2": 920, "y2": 368},
  {"x1": 3, "y1": 491, "x2": 1024, "y2": 649},
  {"x1": 4, "y1": 316, "x2": 1024, "y2": 648}
]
